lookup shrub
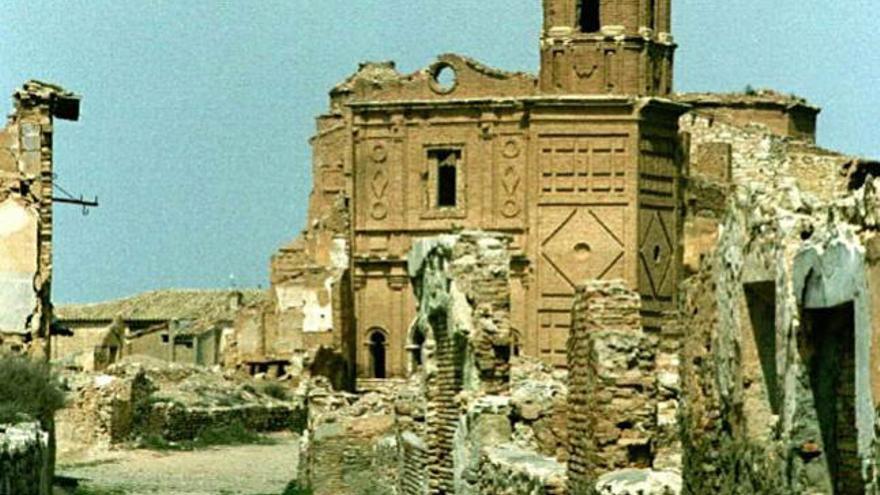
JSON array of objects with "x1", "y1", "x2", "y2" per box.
[
  {"x1": 193, "y1": 421, "x2": 266, "y2": 447},
  {"x1": 280, "y1": 481, "x2": 312, "y2": 495},
  {"x1": 139, "y1": 421, "x2": 275, "y2": 451},
  {"x1": 261, "y1": 382, "x2": 290, "y2": 401},
  {"x1": 0, "y1": 354, "x2": 65, "y2": 425},
  {"x1": 73, "y1": 486, "x2": 126, "y2": 495}
]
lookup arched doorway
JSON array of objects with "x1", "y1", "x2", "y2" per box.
[{"x1": 368, "y1": 330, "x2": 387, "y2": 379}]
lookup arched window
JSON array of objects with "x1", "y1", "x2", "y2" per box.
[
  {"x1": 368, "y1": 330, "x2": 388, "y2": 379},
  {"x1": 579, "y1": 0, "x2": 601, "y2": 33}
]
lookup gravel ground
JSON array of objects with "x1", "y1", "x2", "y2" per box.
[{"x1": 58, "y1": 433, "x2": 300, "y2": 495}]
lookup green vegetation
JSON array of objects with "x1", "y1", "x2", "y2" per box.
[
  {"x1": 279, "y1": 481, "x2": 313, "y2": 495},
  {"x1": 72, "y1": 485, "x2": 126, "y2": 495},
  {"x1": 0, "y1": 353, "x2": 65, "y2": 425},
  {"x1": 260, "y1": 382, "x2": 291, "y2": 401},
  {"x1": 140, "y1": 421, "x2": 276, "y2": 451}
]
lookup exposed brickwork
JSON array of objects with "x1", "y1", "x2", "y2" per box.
[
  {"x1": 567, "y1": 281, "x2": 657, "y2": 493},
  {"x1": 0, "y1": 81, "x2": 80, "y2": 359}
]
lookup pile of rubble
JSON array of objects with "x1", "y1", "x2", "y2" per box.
[{"x1": 56, "y1": 356, "x2": 305, "y2": 457}]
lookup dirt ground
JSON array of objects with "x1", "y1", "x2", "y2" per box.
[{"x1": 57, "y1": 432, "x2": 300, "y2": 495}]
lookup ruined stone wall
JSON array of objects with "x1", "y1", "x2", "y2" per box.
[
  {"x1": 0, "y1": 422, "x2": 50, "y2": 495},
  {"x1": 567, "y1": 281, "x2": 658, "y2": 494},
  {"x1": 138, "y1": 402, "x2": 305, "y2": 441},
  {"x1": 680, "y1": 108, "x2": 856, "y2": 279},
  {"x1": 56, "y1": 370, "x2": 151, "y2": 456},
  {"x1": 394, "y1": 378, "x2": 429, "y2": 495},
  {"x1": 678, "y1": 167, "x2": 880, "y2": 493},
  {"x1": 681, "y1": 109, "x2": 850, "y2": 204},
  {"x1": 477, "y1": 445, "x2": 567, "y2": 495},
  {"x1": 407, "y1": 232, "x2": 513, "y2": 495},
  {"x1": 298, "y1": 380, "x2": 399, "y2": 495},
  {"x1": 675, "y1": 92, "x2": 819, "y2": 143},
  {"x1": 230, "y1": 195, "x2": 355, "y2": 389},
  {"x1": 0, "y1": 81, "x2": 79, "y2": 359}
]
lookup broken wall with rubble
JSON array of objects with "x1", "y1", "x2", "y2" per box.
[
  {"x1": 679, "y1": 95, "x2": 860, "y2": 278},
  {"x1": 0, "y1": 81, "x2": 79, "y2": 359},
  {"x1": 229, "y1": 196, "x2": 355, "y2": 390},
  {"x1": 297, "y1": 379, "x2": 398, "y2": 495},
  {"x1": 567, "y1": 282, "x2": 655, "y2": 493},
  {"x1": 56, "y1": 358, "x2": 306, "y2": 458},
  {"x1": 678, "y1": 134, "x2": 880, "y2": 493}
]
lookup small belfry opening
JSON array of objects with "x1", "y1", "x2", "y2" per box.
[
  {"x1": 802, "y1": 301, "x2": 862, "y2": 495},
  {"x1": 578, "y1": 0, "x2": 601, "y2": 33},
  {"x1": 368, "y1": 330, "x2": 387, "y2": 379}
]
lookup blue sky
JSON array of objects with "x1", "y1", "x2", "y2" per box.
[{"x1": 0, "y1": 1, "x2": 877, "y2": 303}]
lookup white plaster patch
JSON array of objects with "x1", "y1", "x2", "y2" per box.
[
  {"x1": 276, "y1": 281, "x2": 334, "y2": 333},
  {"x1": 0, "y1": 198, "x2": 38, "y2": 333},
  {"x1": 0, "y1": 199, "x2": 33, "y2": 237},
  {"x1": 330, "y1": 237, "x2": 348, "y2": 270}
]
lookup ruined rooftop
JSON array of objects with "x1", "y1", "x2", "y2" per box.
[{"x1": 55, "y1": 289, "x2": 265, "y2": 322}]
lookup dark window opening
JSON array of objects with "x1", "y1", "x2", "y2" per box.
[
  {"x1": 744, "y1": 282, "x2": 780, "y2": 414},
  {"x1": 802, "y1": 302, "x2": 862, "y2": 495},
  {"x1": 369, "y1": 331, "x2": 387, "y2": 379},
  {"x1": 438, "y1": 164, "x2": 456, "y2": 207},
  {"x1": 161, "y1": 334, "x2": 169, "y2": 343},
  {"x1": 429, "y1": 149, "x2": 461, "y2": 208},
  {"x1": 579, "y1": 0, "x2": 601, "y2": 33},
  {"x1": 647, "y1": 0, "x2": 656, "y2": 30},
  {"x1": 412, "y1": 330, "x2": 425, "y2": 367}
]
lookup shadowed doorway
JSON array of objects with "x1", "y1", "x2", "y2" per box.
[
  {"x1": 368, "y1": 330, "x2": 387, "y2": 379},
  {"x1": 803, "y1": 302, "x2": 861, "y2": 495}
]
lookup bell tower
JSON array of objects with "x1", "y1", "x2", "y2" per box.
[{"x1": 539, "y1": 0, "x2": 675, "y2": 95}]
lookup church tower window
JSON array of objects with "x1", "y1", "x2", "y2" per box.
[{"x1": 579, "y1": 0, "x2": 601, "y2": 33}]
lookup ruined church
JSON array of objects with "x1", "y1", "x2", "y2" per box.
[
  {"x1": 234, "y1": 0, "x2": 685, "y2": 382},
  {"x1": 231, "y1": 0, "x2": 858, "y2": 404}
]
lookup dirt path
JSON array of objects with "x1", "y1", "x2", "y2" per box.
[{"x1": 58, "y1": 433, "x2": 300, "y2": 495}]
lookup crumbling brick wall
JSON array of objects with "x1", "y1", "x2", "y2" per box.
[
  {"x1": 395, "y1": 379, "x2": 429, "y2": 495},
  {"x1": 567, "y1": 281, "x2": 657, "y2": 494},
  {"x1": 0, "y1": 81, "x2": 79, "y2": 359},
  {"x1": 406, "y1": 232, "x2": 513, "y2": 494},
  {"x1": 229, "y1": 196, "x2": 355, "y2": 390},
  {"x1": 298, "y1": 379, "x2": 399, "y2": 495},
  {"x1": 678, "y1": 168, "x2": 880, "y2": 494}
]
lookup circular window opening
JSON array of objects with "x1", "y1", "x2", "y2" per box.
[
  {"x1": 431, "y1": 64, "x2": 457, "y2": 94},
  {"x1": 574, "y1": 242, "x2": 592, "y2": 260}
]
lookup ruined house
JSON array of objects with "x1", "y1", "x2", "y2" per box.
[
  {"x1": 0, "y1": 81, "x2": 80, "y2": 359},
  {"x1": 54, "y1": 289, "x2": 262, "y2": 370}
]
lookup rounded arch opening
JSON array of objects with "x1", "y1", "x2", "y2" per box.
[{"x1": 367, "y1": 328, "x2": 388, "y2": 379}]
